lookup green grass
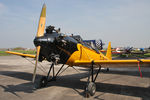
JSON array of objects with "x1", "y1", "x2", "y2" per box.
[
  {"x1": 0, "y1": 50, "x2": 36, "y2": 56},
  {"x1": 12, "y1": 50, "x2": 36, "y2": 54},
  {"x1": 143, "y1": 53, "x2": 150, "y2": 57},
  {"x1": 0, "y1": 51, "x2": 11, "y2": 56}
]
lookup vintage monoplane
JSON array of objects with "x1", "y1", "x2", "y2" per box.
[{"x1": 6, "y1": 4, "x2": 150, "y2": 97}]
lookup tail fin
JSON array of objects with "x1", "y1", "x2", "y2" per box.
[{"x1": 106, "y1": 42, "x2": 112, "y2": 60}]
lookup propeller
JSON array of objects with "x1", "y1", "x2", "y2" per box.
[{"x1": 32, "y1": 4, "x2": 46, "y2": 83}]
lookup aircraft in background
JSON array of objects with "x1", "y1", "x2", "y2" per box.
[
  {"x1": 112, "y1": 47, "x2": 134, "y2": 54},
  {"x1": 101, "y1": 46, "x2": 149, "y2": 57},
  {"x1": 112, "y1": 47, "x2": 149, "y2": 56},
  {"x1": 68, "y1": 35, "x2": 104, "y2": 50},
  {"x1": 5, "y1": 4, "x2": 150, "y2": 97},
  {"x1": 83, "y1": 39, "x2": 104, "y2": 50}
]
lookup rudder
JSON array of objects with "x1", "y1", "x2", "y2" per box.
[{"x1": 106, "y1": 42, "x2": 112, "y2": 60}]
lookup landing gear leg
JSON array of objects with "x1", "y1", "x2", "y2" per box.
[
  {"x1": 35, "y1": 64, "x2": 65, "y2": 89},
  {"x1": 36, "y1": 62, "x2": 55, "y2": 88},
  {"x1": 85, "y1": 62, "x2": 101, "y2": 97}
]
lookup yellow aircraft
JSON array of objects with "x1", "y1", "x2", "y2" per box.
[{"x1": 6, "y1": 4, "x2": 150, "y2": 97}]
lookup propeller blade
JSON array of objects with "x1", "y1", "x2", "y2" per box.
[
  {"x1": 36, "y1": 4, "x2": 46, "y2": 37},
  {"x1": 32, "y1": 46, "x2": 41, "y2": 82},
  {"x1": 32, "y1": 4, "x2": 46, "y2": 83}
]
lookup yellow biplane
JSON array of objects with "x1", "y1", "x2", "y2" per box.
[{"x1": 6, "y1": 4, "x2": 150, "y2": 97}]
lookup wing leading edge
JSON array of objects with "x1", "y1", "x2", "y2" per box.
[
  {"x1": 74, "y1": 59, "x2": 150, "y2": 65},
  {"x1": 5, "y1": 51, "x2": 36, "y2": 58}
]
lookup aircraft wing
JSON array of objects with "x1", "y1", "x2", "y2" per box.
[
  {"x1": 5, "y1": 51, "x2": 36, "y2": 58},
  {"x1": 74, "y1": 59, "x2": 150, "y2": 65}
]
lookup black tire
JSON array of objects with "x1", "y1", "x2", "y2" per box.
[
  {"x1": 40, "y1": 76, "x2": 48, "y2": 88},
  {"x1": 106, "y1": 68, "x2": 109, "y2": 72},
  {"x1": 34, "y1": 76, "x2": 47, "y2": 89},
  {"x1": 85, "y1": 91, "x2": 90, "y2": 98},
  {"x1": 87, "y1": 82, "x2": 96, "y2": 96},
  {"x1": 34, "y1": 76, "x2": 48, "y2": 89},
  {"x1": 84, "y1": 85, "x2": 90, "y2": 98}
]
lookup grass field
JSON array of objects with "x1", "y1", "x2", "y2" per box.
[
  {"x1": 0, "y1": 51, "x2": 10, "y2": 56},
  {"x1": 143, "y1": 53, "x2": 150, "y2": 57},
  {"x1": 0, "y1": 50, "x2": 36, "y2": 56}
]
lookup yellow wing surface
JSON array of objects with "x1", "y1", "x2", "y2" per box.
[
  {"x1": 5, "y1": 51, "x2": 36, "y2": 58},
  {"x1": 69, "y1": 42, "x2": 150, "y2": 66},
  {"x1": 74, "y1": 59, "x2": 150, "y2": 65}
]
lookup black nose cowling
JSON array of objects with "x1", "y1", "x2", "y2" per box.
[{"x1": 34, "y1": 36, "x2": 54, "y2": 47}]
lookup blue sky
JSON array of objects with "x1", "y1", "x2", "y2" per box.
[{"x1": 0, "y1": 0, "x2": 150, "y2": 48}]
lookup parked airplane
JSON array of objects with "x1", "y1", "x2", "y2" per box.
[{"x1": 6, "y1": 4, "x2": 150, "y2": 97}]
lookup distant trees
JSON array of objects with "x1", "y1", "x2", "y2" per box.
[{"x1": 13, "y1": 47, "x2": 25, "y2": 50}]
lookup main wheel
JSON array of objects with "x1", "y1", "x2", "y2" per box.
[
  {"x1": 34, "y1": 76, "x2": 48, "y2": 89},
  {"x1": 106, "y1": 68, "x2": 109, "y2": 72},
  {"x1": 87, "y1": 82, "x2": 96, "y2": 96},
  {"x1": 39, "y1": 76, "x2": 48, "y2": 87},
  {"x1": 85, "y1": 91, "x2": 90, "y2": 98}
]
